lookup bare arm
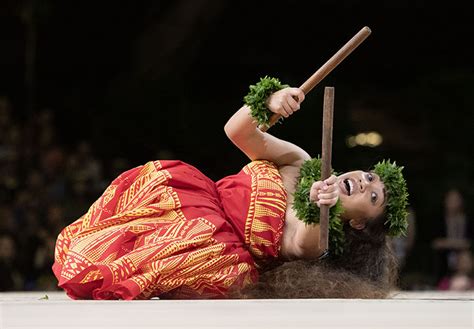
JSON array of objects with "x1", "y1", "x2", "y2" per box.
[
  {"x1": 224, "y1": 87, "x2": 309, "y2": 167},
  {"x1": 283, "y1": 219, "x2": 323, "y2": 260},
  {"x1": 225, "y1": 87, "x2": 340, "y2": 260}
]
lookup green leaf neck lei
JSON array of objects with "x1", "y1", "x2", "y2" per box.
[{"x1": 292, "y1": 157, "x2": 345, "y2": 256}]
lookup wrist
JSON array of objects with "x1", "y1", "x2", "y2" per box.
[{"x1": 243, "y1": 76, "x2": 288, "y2": 128}]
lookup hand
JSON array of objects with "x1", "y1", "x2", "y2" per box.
[
  {"x1": 309, "y1": 175, "x2": 339, "y2": 208},
  {"x1": 266, "y1": 87, "x2": 305, "y2": 118}
]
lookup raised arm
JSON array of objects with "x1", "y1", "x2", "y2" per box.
[{"x1": 224, "y1": 87, "x2": 309, "y2": 167}]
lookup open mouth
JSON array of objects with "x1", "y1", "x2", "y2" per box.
[{"x1": 344, "y1": 179, "x2": 354, "y2": 196}]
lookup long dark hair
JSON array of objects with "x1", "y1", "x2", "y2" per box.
[{"x1": 234, "y1": 214, "x2": 399, "y2": 299}]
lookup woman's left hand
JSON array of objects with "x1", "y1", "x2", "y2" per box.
[
  {"x1": 309, "y1": 175, "x2": 339, "y2": 208},
  {"x1": 266, "y1": 87, "x2": 305, "y2": 118}
]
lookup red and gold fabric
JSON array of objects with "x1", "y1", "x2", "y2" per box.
[{"x1": 52, "y1": 160, "x2": 287, "y2": 299}]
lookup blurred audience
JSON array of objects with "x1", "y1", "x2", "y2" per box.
[
  {"x1": 0, "y1": 234, "x2": 23, "y2": 291},
  {"x1": 437, "y1": 249, "x2": 474, "y2": 291},
  {"x1": 0, "y1": 95, "x2": 109, "y2": 291},
  {"x1": 432, "y1": 188, "x2": 472, "y2": 282}
]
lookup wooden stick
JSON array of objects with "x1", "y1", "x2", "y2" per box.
[
  {"x1": 319, "y1": 87, "x2": 335, "y2": 252},
  {"x1": 260, "y1": 26, "x2": 371, "y2": 132}
]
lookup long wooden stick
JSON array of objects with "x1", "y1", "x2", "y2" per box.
[
  {"x1": 320, "y1": 87, "x2": 335, "y2": 252},
  {"x1": 259, "y1": 26, "x2": 371, "y2": 132}
]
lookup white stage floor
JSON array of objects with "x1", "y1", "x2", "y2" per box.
[{"x1": 0, "y1": 291, "x2": 472, "y2": 329}]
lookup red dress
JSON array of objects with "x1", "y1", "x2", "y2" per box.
[{"x1": 52, "y1": 160, "x2": 287, "y2": 299}]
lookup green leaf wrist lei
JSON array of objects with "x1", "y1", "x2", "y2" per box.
[{"x1": 244, "y1": 76, "x2": 288, "y2": 128}]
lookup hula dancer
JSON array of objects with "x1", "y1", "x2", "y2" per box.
[{"x1": 52, "y1": 76, "x2": 408, "y2": 300}]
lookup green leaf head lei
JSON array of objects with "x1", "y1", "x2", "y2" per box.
[
  {"x1": 244, "y1": 76, "x2": 288, "y2": 128},
  {"x1": 372, "y1": 159, "x2": 409, "y2": 237}
]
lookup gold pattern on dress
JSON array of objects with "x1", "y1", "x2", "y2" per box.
[
  {"x1": 55, "y1": 160, "x2": 255, "y2": 299},
  {"x1": 80, "y1": 269, "x2": 103, "y2": 284},
  {"x1": 243, "y1": 161, "x2": 287, "y2": 259}
]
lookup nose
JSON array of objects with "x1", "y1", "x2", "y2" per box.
[{"x1": 358, "y1": 179, "x2": 366, "y2": 192}]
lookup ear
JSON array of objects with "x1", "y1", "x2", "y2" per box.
[{"x1": 349, "y1": 219, "x2": 366, "y2": 230}]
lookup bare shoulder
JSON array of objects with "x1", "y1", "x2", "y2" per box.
[
  {"x1": 278, "y1": 163, "x2": 304, "y2": 260},
  {"x1": 278, "y1": 161, "x2": 323, "y2": 261},
  {"x1": 278, "y1": 161, "x2": 304, "y2": 194}
]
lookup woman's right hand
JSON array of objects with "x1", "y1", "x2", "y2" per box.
[
  {"x1": 266, "y1": 87, "x2": 305, "y2": 118},
  {"x1": 309, "y1": 175, "x2": 339, "y2": 208}
]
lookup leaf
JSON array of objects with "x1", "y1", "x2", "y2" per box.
[{"x1": 292, "y1": 157, "x2": 345, "y2": 256}]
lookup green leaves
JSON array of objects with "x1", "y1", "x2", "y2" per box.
[
  {"x1": 373, "y1": 160, "x2": 409, "y2": 237},
  {"x1": 244, "y1": 76, "x2": 288, "y2": 127},
  {"x1": 290, "y1": 158, "x2": 409, "y2": 256},
  {"x1": 292, "y1": 157, "x2": 346, "y2": 256}
]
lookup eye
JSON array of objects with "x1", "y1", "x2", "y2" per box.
[
  {"x1": 371, "y1": 192, "x2": 378, "y2": 204},
  {"x1": 367, "y1": 173, "x2": 374, "y2": 182}
]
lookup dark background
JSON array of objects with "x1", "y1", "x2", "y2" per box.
[{"x1": 1, "y1": 0, "x2": 473, "y2": 288}]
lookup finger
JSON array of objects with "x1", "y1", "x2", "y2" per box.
[
  {"x1": 310, "y1": 190, "x2": 321, "y2": 202},
  {"x1": 289, "y1": 88, "x2": 305, "y2": 103},
  {"x1": 281, "y1": 102, "x2": 293, "y2": 117},
  {"x1": 287, "y1": 95, "x2": 300, "y2": 111},
  {"x1": 324, "y1": 175, "x2": 337, "y2": 185},
  {"x1": 324, "y1": 184, "x2": 338, "y2": 193},
  {"x1": 318, "y1": 191, "x2": 339, "y2": 200},
  {"x1": 311, "y1": 181, "x2": 325, "y2": 191},
  {"x1": 318, "y1": 198, "x2": 337, "y2": 206},
  {"x1": 310, "y1": 181, "x2": 325, "y2": 202}
]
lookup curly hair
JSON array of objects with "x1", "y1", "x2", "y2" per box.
[{"x1": 234, "y1": 214, "x2": 399, "y2": 299}]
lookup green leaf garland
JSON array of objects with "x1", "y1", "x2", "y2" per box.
[
  {"x1": 292, "y1": 157, "x2": 345, "y2": 256},
  {"x1": 372, "y1": 160, "x2": 409, "y2": 237},
  {"x1": 244, "y1": 76, "x2": 288, "y2": 128}
]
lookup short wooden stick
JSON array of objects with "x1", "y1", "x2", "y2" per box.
[
  {"x1": 260, "y1": 26, "x2": 370, "y2": 132},
  {"x1": 319, "y1": 86, "x2": 335, "y2": 252}
]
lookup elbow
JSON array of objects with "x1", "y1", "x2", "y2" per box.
[
  {"x1": 224, "y1": 121, "x2": 232, "y2": 138},
  {"x1": 224, "y1": 105, "x2": 255, "y2": 142},
  {"x1": 294, "y1": 242, "x2": 324, "y2": 260},
  {"x1": 292, "y1": 229, "x2": 324, "y2": 260},
  {"x1": 282, "y1": 240, "x2": 315, "y2": 260},
  {"x1": 293, "y1": 242, "x2": 314, "y2": 260},
  {"x1": 224, "y1": 119, "x2": 249, "y2": 146},
  {"x1": 224, "y1": 121, "x2": 238, "y2": 144}
]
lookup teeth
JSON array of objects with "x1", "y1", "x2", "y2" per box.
[
  {"x1": 348, "y1": 180, "x2": 353, "y2": 195},
  {"x1": 344, "y1": 179, "x2": 353, "y2": 195}
]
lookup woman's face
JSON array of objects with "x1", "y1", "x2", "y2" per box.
[{"x1": 337, "y1": 170, "x2": 386, "y2": 224}]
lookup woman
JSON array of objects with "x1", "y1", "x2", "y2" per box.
[{"x1": 52, "y1": 82, "x2": 408, "y2": 300}]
